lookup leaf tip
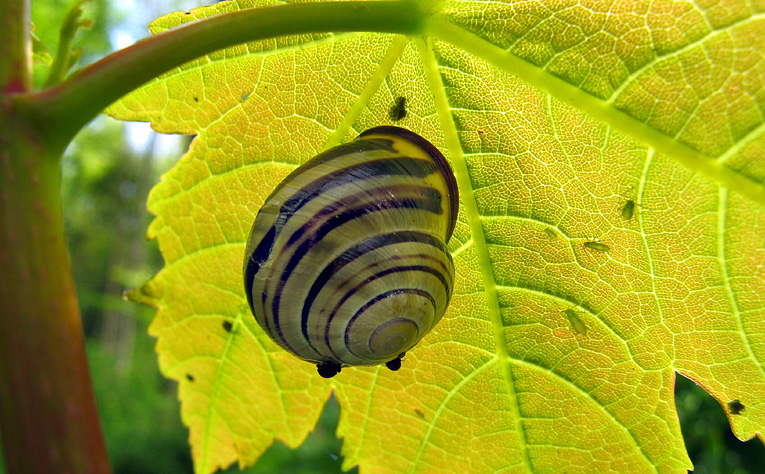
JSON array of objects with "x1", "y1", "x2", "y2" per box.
[{"x1": 124, "y1": 282, "x2": 160, "y2": 307}]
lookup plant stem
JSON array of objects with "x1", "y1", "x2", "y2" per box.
[
  {"x1": 0, "y1": 0, "x2": 31, "y2": 93},
  {"x1": 17, "y1": 0, "x2": 425, "y2": 150},
  {"x1": 0, "y1": 2, "x2": 109, "y2": 470},
  {"x1": 44, "y1": 0, "x2": 94, "y2": 88},
  {"x1": 0, "y1": 116, "x2": 111, "y2": 473}
]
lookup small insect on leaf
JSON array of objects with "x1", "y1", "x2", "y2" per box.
[
  {"x1": 545, "y1": 228, "x2": 557, "y2": 239},
  {"x1": 728, "y1": 399, "x2": 745, "y2": 415},
  {"x1": 186, "y1": 373, "x2": 195, "y2": 382},
  {"x1": 621, "y1": 200, "x2": 635, "y2": 220},
  {"x1": 414, "y1": 408, "x2": 425, "y2": 419},
  {"x1": 564, "y1": 309, "x2": 587, "y2": 335},
  {"x1": 388, "y1": 96, "x2": 407, "y2": 122},
  {"x1": 222, "y1": 320, "x2": 233, "y2": 333},
  {"x1": 584, "y1": 241, "x2": 610, "y2": 252}
]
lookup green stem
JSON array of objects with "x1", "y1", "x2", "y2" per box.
[
  {"x1": 0, "y1": 0, "x2": 31, "y2": 93},
  {"x1": 44, "y1": 0, "x2": 94, "y2": 88},
  {"x1": 17, "y1": 1, "x2": 425, "y2": 151}
]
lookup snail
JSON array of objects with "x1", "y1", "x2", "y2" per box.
[{"x1": 243, "y1": 126, "x2": 458, "y2": 378}]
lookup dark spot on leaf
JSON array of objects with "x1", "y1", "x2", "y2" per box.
[
  {"x1": 222, "y1": 320, "x2": 233, "y2": 333},
  {"x1": 186, "y1": 373, "x2": 195, "y2": 382},
  {"x1": 388, "y1": 96, "x2": 407, "y2": 122},
  {"x1": 414, "y1": 408, "x2": 424, "y2": 418},
  {"x1": 193, "y1": 97, "x2": 198, "y2": 102},
  {"x1": 584, "y1": 241, "x2": 609, "y2": 252},
  {"x1": 184, "y1": 11, "x2": 191, "y2": 15},
  {"x1": 728, "y1": 399, "x2": 745, "y2": 415}
]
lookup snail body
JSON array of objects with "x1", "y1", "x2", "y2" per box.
[{"x1": 243, "y1": 127, "x2": 458, "y2": 378}]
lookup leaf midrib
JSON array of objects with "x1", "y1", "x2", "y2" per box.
[
  {"x1": 425, "y1": 16, "x2": 765, "y2": 206},
  {"x1": 417, "y1": 36, "x2": 534, "y2": 473}
]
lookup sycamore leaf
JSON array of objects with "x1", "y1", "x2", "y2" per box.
[{"x1": 108, "y1": 1, "x2": 765, "y2": 473}]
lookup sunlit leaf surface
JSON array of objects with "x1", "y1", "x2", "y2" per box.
[{"x1": 109, "y1": 1, "x2": 765, "y2": 473}]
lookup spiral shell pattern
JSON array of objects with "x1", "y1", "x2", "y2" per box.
[{"x1": 243, "y1": 126, "x2": 458, "y2": 377}]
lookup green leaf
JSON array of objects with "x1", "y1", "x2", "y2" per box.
[{"x1": 108, "y1": 1, "x2": 765, "y2": 473}]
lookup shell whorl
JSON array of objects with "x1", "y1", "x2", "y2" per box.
[{"x1": 243, "y1": 126, "x2": 458, "y2": 377}]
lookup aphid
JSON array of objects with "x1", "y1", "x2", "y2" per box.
[
  {"x1": 621, "y1": 200, "x2": 635, "y2": 220},
  {"x1": 243, "y1": 126, "x2": 458, "y2": 378},
  {"x1": 545, "y1": 228, "x2": 557, "y2": 239},
  {"x1": 388, "y1": 96, "x2": 407, "y2": 122},
  {"x1": 564, "y1": 309, "x2": 587, "y2": 335},
  {"x1": 584, "y1": 241, "x2": 610, "y2": 252}
]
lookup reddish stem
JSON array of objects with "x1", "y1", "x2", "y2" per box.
[{"x1": 0, "y1": 117, "x2": 110, "y2": 473}]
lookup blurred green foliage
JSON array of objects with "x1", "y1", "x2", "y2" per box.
[
  {"x1": 676, "y1": 375, "x2": 765, "y2": 473},
  {"x1": 1, "y1": 1, "x2": 761, "y2": 473},
  {"x1": 87, "y1": 320, "x2": 193, "y2": 474},
  {"x1": 31, "y1": 0, "x2": 110, "y2": 88}
]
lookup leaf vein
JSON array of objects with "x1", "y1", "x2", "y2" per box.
[
  {"x1": 417, "y1": 36, "x2": 534, "y2": 473},
  {"x1": 717, "y1": 188, "x2": 765, "y2": 378}
]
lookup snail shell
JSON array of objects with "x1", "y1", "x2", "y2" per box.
[{"x1": 243, "y1": 126, "x2": 458, "y2": 378}]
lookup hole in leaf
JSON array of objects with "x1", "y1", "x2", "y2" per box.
[
  {"x1": 225, "y1": 394, "x2": 358, "y2": 474},
  {"x1": 676, "y1": 373, "x2": 765, "y2": 473}
]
